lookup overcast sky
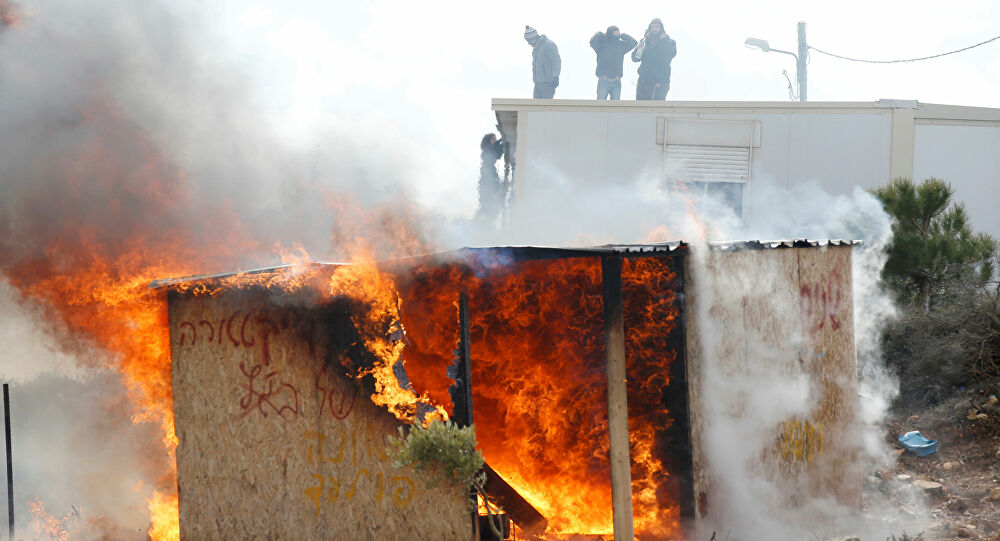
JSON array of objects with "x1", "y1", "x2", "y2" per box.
[
  {"x1": 141, "y1": 1, "x2": 1000, "y2": 218},
  {"x1": 186, "y1": 0, "x2": 1000, "y2": 219}
]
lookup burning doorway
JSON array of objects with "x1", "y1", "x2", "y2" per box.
[{"x1": 391, "y1": 245, "x2": 692, "y2": 539}]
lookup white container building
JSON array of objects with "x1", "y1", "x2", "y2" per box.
[{"x1": 493, "y1": 99, "x2": 1000, "y2": 236}]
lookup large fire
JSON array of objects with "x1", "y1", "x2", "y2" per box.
[
  {"x1": 2, "y1": 5, "x2": 684, "y2": 539},
  {"x1": 0, "y1": 81, "x2": 428, "y2": 541},
  {"x1": 395, "y1": 254, "x2": 683, "y2": 538}
]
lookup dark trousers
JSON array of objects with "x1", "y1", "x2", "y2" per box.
[
  {"x1": 533, "y1": 82, "x2": 556, "y2": 99},
  {"x1": 636, "y1": 76, "x2": 669, "y2": 100}
]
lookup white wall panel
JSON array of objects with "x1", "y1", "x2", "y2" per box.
[{"x1": 914, "y1": 124, "x2": 1000, "y2": 236}]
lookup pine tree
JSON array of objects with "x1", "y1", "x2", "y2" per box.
[{"x1": 873, "y1": 177, "x2": 996, "y2": 311}]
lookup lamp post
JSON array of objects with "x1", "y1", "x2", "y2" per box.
[{"x1": 745, "y1": 21, "x2": 808, "y2": 101}]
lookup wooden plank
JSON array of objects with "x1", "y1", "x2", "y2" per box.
[
  {"x1": 601, "y1": 255, "x2": 635, "y2": 541},
  {"x1": 661, "y1": 257, "x2": 696, "y2": 521},
  {"x1": 450, "y1": 292, "x2": 474, "y2": 428},
  {"x1": 482, "y1": 463, "x2": 547, "y2": 535},
  {"x1": 683, "y1": 246, "x2": 860, "y2": 522}
]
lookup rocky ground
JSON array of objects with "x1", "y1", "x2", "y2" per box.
[{"x1": 863, "y1": 384, "x2": 1000, "y2": 541}]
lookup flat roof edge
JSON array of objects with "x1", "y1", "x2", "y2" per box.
[
  {"x1": 491, "y1": 98, "x2": 890, "y2": 111},
  {"x1": 491, "y1": 98, "x2": 1000, "y2": 119}
]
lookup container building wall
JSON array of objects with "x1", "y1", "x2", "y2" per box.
[
  {"x1": 913, "y1": 122, "x2": 1000, "y2": 239},
  {"x1": 495, "y1": 99, "x2": 1000, "y2": 237}
]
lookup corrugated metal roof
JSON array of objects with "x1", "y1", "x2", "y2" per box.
[
  {"x1": 148, "y1": 262, "x2": 348, "y2": 289},
  {"x1": 149, "y1": 239, "x2": 859, "y2": 288},
  {"x1": 707, "y1": 239, "x2": 862, "y2": 251}
]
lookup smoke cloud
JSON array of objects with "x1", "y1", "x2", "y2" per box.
[
  {"x1": 0, "y1": 0, "x2": 434, "y2": 538},
  {"x1": 2, "y1": 0, "x2": 905, "y2": 539},
  {"x1": 466, "y1": 159, "x2": 904, "y2": 537}
]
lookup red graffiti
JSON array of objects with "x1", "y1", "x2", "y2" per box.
[
  {"x1": 316, "y1": 368, "x2": 357, "y2": 421},
  {"x1": 225, "y1": 310, "x2": 242, "y2": 347},
  {"x1": 178, "y1": 310, "x2": 279, "y2": 356},
  {"x1": 800, "y1": 280, "x2": 844, "y2": 334},
  {"x1": 198, "y1": 320, "x2": 215, "y2": 342},
  {"x1": 237, "y1": 361, "x2": 300, "y2": 420},
  {"x1": 255, "y1": 315, "x2": 279, "y2": 365},
  {"x1": 179, "y1": 321, "x2": 196, "y2": 346},
  {"x1": 240, "y1": 312, "x2": 255, "y2": 347}
]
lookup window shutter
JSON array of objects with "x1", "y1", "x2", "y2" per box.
[{"x1": 663, "y1": 144, "x2": 750, "y2": 184}]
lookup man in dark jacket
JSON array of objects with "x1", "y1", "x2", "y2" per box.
[
  {"x1": 631, "y1": 18, "x2": 677, "y2": 100},
  {"x1": 525, "y1": 25, "x2": 561, "y2": 99},
  {"x1": 589, "y1": 26, "x2": 638, "y2": 100},
  {"x1": 476, "y1": 133, "x2": 507, "y2": 224}
]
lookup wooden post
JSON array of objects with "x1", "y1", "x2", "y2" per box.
[
  {"x1": 448, "y1": 292, "x2": 474, "y2": 428},
  {"x1": 601, "y1": 256, "x2": 634, "y2": 541},
  {"x1": 3, "y1": 384, "x2": 12, "y2": 541},
  {"x1": 457, "y1": 292, "x2": 474, "y2": 427},
  {"x1": 455, "y1": 292, "x2": 479, "y2": 540}
]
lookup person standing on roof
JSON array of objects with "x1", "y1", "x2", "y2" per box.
[
  {"x1": 590, "y1": 26, "x2": 638, "y2": 100},
  {"x1": 631, "y1": 18, "x2": 676, "y2": 100},
  {"x1": 524, "y1": 25, "x2": 561, "y2": 99}
]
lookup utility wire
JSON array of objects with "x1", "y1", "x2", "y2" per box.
[{"x1": 809, "y1": 34, "x2": 1000, "y2": 64}]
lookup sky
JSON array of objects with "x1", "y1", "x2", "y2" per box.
[{"x1": 189, "y1": 0, "x2": 1000, "y2": 218}]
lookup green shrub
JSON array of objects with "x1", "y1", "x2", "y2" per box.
[
  {"x1": 388, "y1": 419, "x2": 505, "y2": 537},
  {"x1": 387, "y1": 418, "x2": 485, "y2": 489}
]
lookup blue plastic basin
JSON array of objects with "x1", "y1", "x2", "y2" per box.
[{"x1": 898, "y1": 430, "x2": 938, "y2": 457}]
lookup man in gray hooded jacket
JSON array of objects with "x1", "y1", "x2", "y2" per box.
[{"x1": 524, "y1": 25, "x2": 561, "y2": 99}]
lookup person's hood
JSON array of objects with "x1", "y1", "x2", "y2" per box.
[{"x1": 645, "y1": 18, "x2": 666, "y2": 39}]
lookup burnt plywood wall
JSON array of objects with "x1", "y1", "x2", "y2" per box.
[
  {"x1": 684, "y1": 245, "x2": 860, "y2": 518},
  {"x1": 168, "y1": 287, "x2": 470, "y2": 540}
]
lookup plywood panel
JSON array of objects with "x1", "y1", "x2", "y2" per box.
[
  {"x1": 168, "y1": 287, "x2": 470, "y2": 540},
  {"x1": 793, "y1": 246, "x2": 859, "y2": 506},
  {"x1": 684, "y1": 245, "x2": 859, "y2": 519}
]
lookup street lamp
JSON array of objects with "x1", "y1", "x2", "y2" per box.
[{"x1": 745, "y1": 21, "x2": 808, "y2": 101}]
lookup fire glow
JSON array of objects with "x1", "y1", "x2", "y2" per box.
[
  {"x1": 1, "y1": 106, "x2": 684, "y2": 538},
  {"x1": 395, "y1": 254, "x2": 683, "y2": 538},
  {"x1": 2, "y1": 20, "x2": 684, "y2": 538}
]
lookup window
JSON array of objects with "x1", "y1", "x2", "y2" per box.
[{"x1": 656, "y1": 119, "x2": 760, "y2": 219}]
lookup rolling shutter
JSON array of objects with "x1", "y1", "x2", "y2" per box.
[{"x1": 663, "y1": 144, "x2": 750, "y2": 184}]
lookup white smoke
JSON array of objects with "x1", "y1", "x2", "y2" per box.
[
  {"x1": 1, "y1": 0, "x2": 910, "y2": 538},
  {"x1": 460, "y1": 157, "x2": 905, "y2": 537},
  {"x1": 0, "y1": 279, "x2": 91, "y2": 383},
  {"x1": 0, "y1": 0, "x2": 434, "y2": 538}
]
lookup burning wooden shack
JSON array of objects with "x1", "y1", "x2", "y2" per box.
[{"x1": 158, "y1": 239, "x2": 860, "y2": 540}]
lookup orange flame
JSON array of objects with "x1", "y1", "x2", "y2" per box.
[
  {"x1": 147, "y1": 491, "x2": 179, "y2": 541},
  {"x1": 29, "y1": 499, "x2": 70, "y2": 541},
  {"x1": 395, "y1": 254, "x2": 682, "y2": 537},
  {"x1": 0, "y1": 94, "x2": 263, "y2": 540},
  {"x1": 326, "y1": 260, "x2": 448, "y2": 423}
]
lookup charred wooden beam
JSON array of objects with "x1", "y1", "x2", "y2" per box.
[
  {"x1": 601, "y1": 255, "x2": 635, "y2": 541},
  {"x1": 449, "y1": 292, "x2": 474, "y2": 428},
  {"x1": 4, "y1": 383, "x2": 12, "y2": 541},
  {"x1": 482, "y1": 463, "x2": 547, "y2": 535},
  {"x1": 664, "y1": 260, "x2": 696, "y2": 521}
]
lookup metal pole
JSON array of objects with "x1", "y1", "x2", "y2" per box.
[
  {"x1": 3, "y1": 384, "x2": 12, "y2": 541},
  {"x1": 797, "y1": 21, "x2": 808, "y2": 101},
  {"x1": 600, "y1": 256, "x2": 634, "y2": 541}
]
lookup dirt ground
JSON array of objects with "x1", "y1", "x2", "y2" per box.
[{"x1": 866, "y1": 383, "x2": 1000, "y2": 541}]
